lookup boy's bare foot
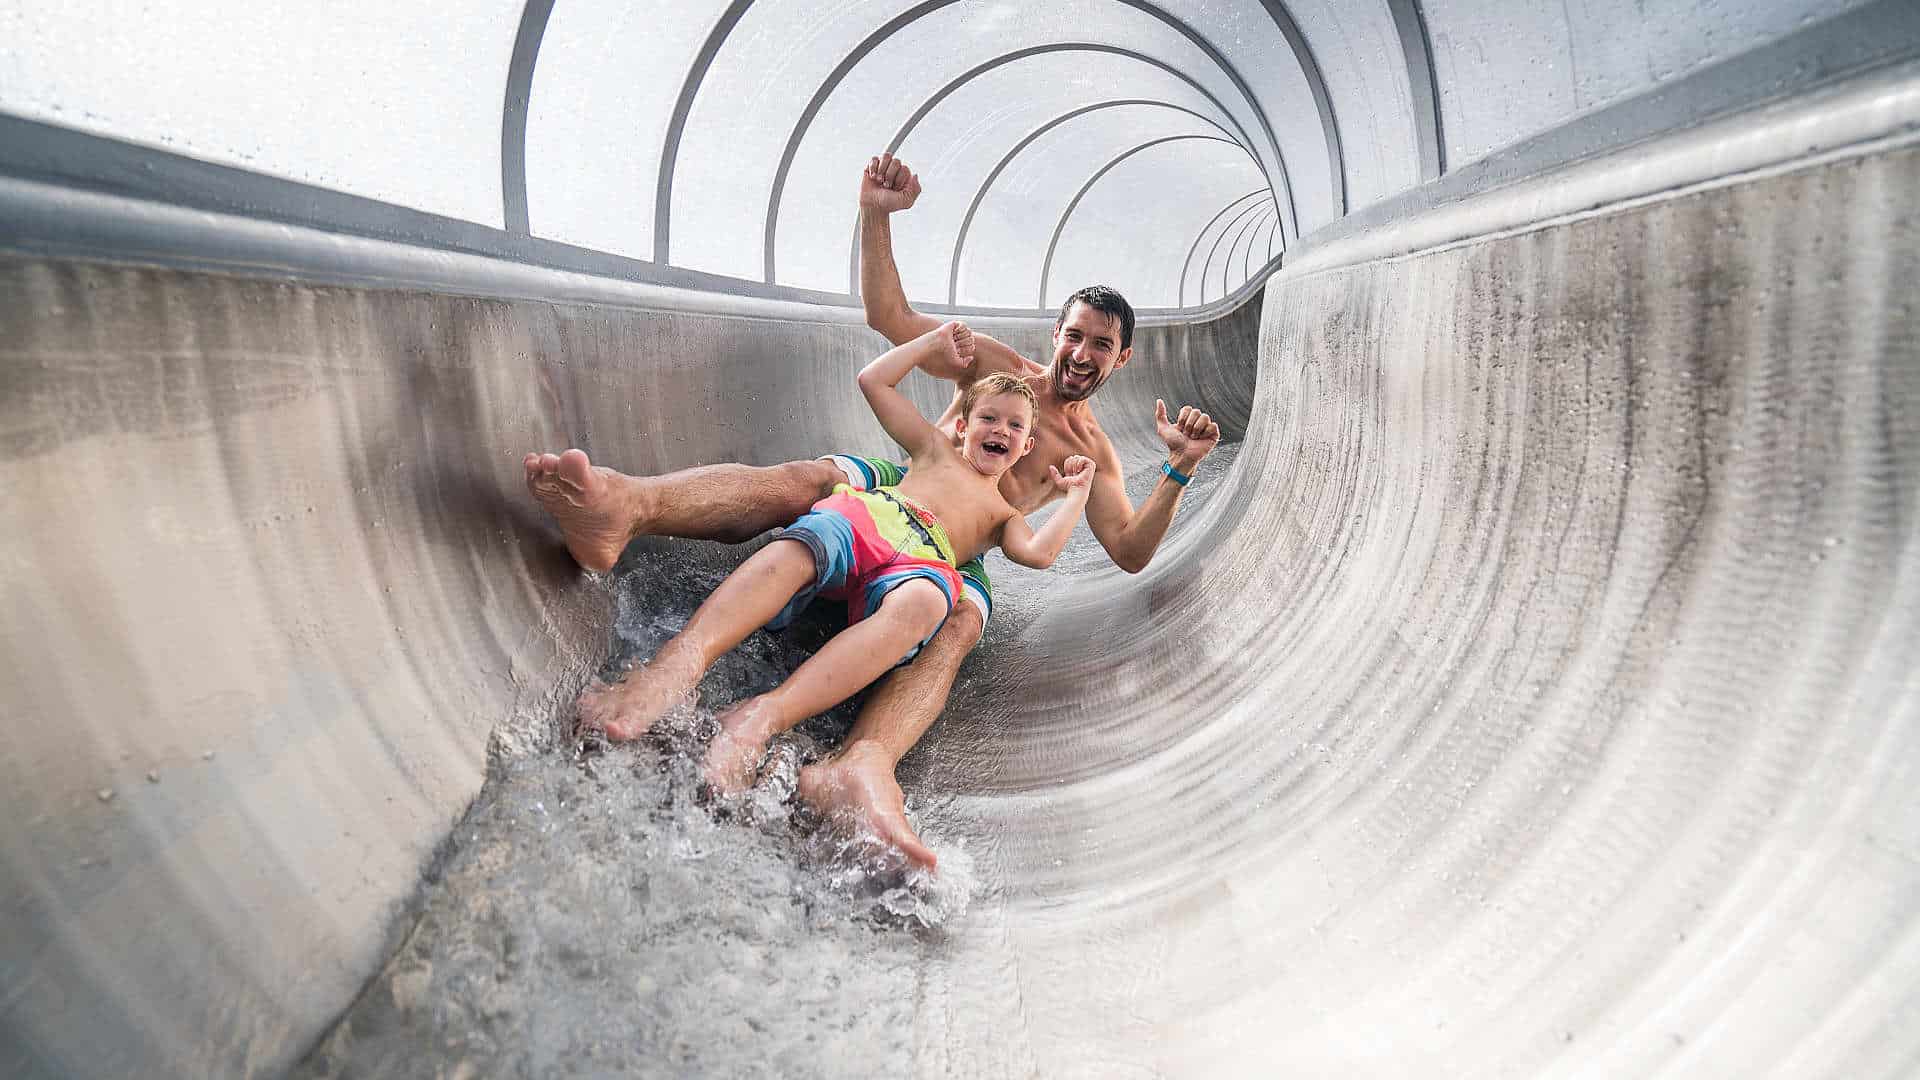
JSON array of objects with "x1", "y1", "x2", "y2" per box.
[
  {"x1": 575, "y1": 650, "x2": 703, "y2": 742},
  {"x1": 524, "y1": 449, "x2": 641, "y2": 572},
  {"x1": 703, "y1": 698, "x2": 780, "y2": 794},
  {"x1": 797, "y1": 741, "x2": 937, "y2": 869},
  {"x1": 575, "y1": 680, "x2": 651, "y2": 742}
]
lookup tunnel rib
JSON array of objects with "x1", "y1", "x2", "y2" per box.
[
  {"x1": 1222, "y1": 203, "x2": 1275, "y2": 297},
  {"x1": 1106, "y1": 0, "x2": 1301, "y2": 239},
  {"x1": 836, "y1": 44, "x2": 1271, "y2": 297},
  {"x1": 761, "y1": 0, "x2": 1300, "y2": 286},
  {"x1": 1249, "y1": 0, "x2": 1347, "y2": 215},
  {"x1": 1245, "y1": 212, "x2": 1278, "y2": 283},
  {"x1": 943, "y1": 100, "x2": 1249, "y2": 306},
  {"x1": 653, "y1": 0, "x2": 756, "y2": 266},
  {"x1": 1178, "y1": 189, "x2": 1274, "y2": 308},
  {"x1": 499, "y1": 0, "x2": 555, "y2": 235},
  {"x1": 1386, "y1": 0, "x2": 1447, "y2": 180},
  {"x1": 1192, "y1": 197, "x2": 1272, "y2": 305},
  {"x1": 1037, "y1": 134, "x2": 1238, "y2": 308},
  {"x1": 1200, "y1": 198, "x2": 1272, "y2": 304}
]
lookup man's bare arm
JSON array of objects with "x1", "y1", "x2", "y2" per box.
[
  {"x1": 858, "y1": 154, "x2": 1029, "y2": 382},
  {"x1": 857, "y1": 153, "x2": 940, "y2": 345},
  {"x1": 1082, "y1": 400, "x2": 1223, "y2": 574}
]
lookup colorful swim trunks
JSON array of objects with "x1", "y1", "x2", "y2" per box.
[
  {"x1": 767, "y1": 484, "x2": 964, "y2": 665},
  {"x1": 822, "y1": 453, "x2": 993, "y2": 623}
]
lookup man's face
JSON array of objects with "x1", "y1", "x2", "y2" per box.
[
  {"x1": 1050, "y1": 301, "x2": 1131, "y2": 402},
  {"x1": 955, "y1": 392, "x2": 1036, "y2": 476}
]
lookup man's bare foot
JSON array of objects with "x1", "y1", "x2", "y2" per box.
[
  {"x1": 703, "y1": 697, "x2": 781, "y2": 795},
  {"x1": 575, "y1": 649, "x2": 703, "y2": 742},
  {"x1": 797, "y1": 741, "x2": 937, "y2": 869},
  {"x1": 524, "y1": 449, "x2": 641, "y2": 572}
]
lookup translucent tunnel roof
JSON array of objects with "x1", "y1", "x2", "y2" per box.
[{"x1": 0, "y1": 0, "x2": 1883, "y2": 313}]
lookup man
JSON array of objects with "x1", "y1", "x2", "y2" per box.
[{"x1": 525, "y1": 152, "x2": 1221, "y2": 867}]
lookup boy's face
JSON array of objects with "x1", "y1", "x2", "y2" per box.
[{"x1": 955, "y1": 392, "x2": 1036, "y2": 476}]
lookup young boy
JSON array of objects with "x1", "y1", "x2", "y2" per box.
[{"x1": 580, "y1": 321, "x2": 1094, "y2": 791}]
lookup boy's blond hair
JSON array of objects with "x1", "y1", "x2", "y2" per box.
[{"x1": 958, "y1": 372, "x2": 1037, "y2": 424}]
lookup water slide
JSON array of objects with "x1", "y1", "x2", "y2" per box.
[{"x1": 4, "y1": 2, "x2": 1918, "y2": 1076}]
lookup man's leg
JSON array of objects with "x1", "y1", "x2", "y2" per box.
[
  {"x1": 579, "y1": 539, "x2": 817, "y2": 741},
  {"x1": 525, "y1": 448, "x2": 842, "y2": 570},
  {"x1": 796, "y1": 600, "x2": 984, "y2": 869},
  {"x1": 703, "y1": 578, "x2": 949, "y2": 795}
]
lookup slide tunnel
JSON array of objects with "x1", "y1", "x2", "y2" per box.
[{"x1": 3, "y1": 1, "x2": 1918, "y2": 1075}]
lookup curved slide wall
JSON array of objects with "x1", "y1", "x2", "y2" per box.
[
  {"x1": 957, "y1": 103, "x2": 1920, "y2": 1077},
  {"x1": 0, "y1": 222, "x2": 1255, "y2": 1075},
  {"x1": 4, "y1": 73, "x2": 1919, "y2": 1080}
]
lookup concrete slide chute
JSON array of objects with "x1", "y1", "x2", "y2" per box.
[{"x1": 3, "y1": 10, "x2": 1919, "y2": 1080}]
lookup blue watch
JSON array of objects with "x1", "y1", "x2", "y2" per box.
[{"x1": 1161, "y1": 461, "x2": 1191, "y2": 486}]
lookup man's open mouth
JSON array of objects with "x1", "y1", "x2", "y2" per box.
[{"x1": 1063, "y1": 363, "x2": 1096, "y2": 384}]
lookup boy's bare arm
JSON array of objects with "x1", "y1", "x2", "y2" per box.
[
  {"x1": 1082, "y1": 400, "x2": 1222, "y2": 574},
  {"x1": 856, "y1": 326, "x2": 964, "y2": 460},
  {"x1": 858, "y1": 153, "x2": 1030, "y2": 385},
  {"x1": 1000, "y1": 456, "x2": 1096, "y2": 568}
]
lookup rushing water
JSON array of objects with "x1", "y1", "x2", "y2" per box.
[{"x1": 298, "y1": 443, "x2": 1239, "y2": 1078}]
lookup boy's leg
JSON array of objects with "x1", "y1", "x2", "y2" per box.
[
  {"x1": 525, "y1": 449, "x2": 842, "y2": 570},
  {"x1": 794, "y1": 603, "x2": 982, "y2": 869},
  {"x1": 580, "y1": 539, "x2": 818, "y2": 741},
  {"x1": 704, "y1": 579, "x2": 950, "y2": 795}
]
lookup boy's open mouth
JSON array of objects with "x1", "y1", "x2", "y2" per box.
[{"x1": 981, "y1": 437, "x2": 1009, "y2": 457}]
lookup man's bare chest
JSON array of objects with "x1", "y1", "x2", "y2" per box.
[{"x1": 1000, "y1": 414, "x2": 1102, "y2": 512}]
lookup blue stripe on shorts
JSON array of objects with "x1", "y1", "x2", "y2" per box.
[
  {"x1": 765, "y1": 506, "x2": 855, "y2": 631},
  {"x1": 859, "y1": 566, "x2": 958, "y2": 664}
]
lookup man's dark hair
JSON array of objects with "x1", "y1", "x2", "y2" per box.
[{"x1": 1057, "y1": 285, "x2": 1135, "y2": 351}]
